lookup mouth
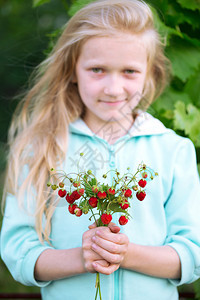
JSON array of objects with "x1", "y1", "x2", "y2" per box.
[{"x1": 99, "y1": 99, "x2": 126, "y2": 105}]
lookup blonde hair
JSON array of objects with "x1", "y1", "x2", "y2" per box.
[{"x1": 3, "y1": 0, "x2": 169, "y2": 242}]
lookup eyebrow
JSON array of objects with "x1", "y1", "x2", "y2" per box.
[{"x1": 83, "y1": 60, "x2": 144, "y2": 71}]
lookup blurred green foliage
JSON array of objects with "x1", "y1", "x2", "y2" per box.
[
  {"x1": 0, "y1": 0, "x2": 200, "y2": 296},
  {"x1": 148, "y1": 0, "x2": 200, "y2": 173},
  {"x1": 0, "y1": 0, "x2": 72, "y2": 293}
]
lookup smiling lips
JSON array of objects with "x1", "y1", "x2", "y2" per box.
[{"x1": 99, "y1": 99, "x2": 126, "y2": 105}]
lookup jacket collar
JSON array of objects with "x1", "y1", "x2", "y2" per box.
[{"x1": 69, "y1": 111, "x2": 170, "y2": 140}]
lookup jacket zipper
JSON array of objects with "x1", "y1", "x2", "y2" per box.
[{"x1": 114, "y1": 269, "x2": 119, "y2": 300}]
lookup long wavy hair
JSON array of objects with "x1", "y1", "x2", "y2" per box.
[{"x1": 3, "y1": 0, "x2": 169, "y2": 242}]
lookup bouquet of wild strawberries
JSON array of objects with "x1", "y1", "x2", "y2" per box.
[{"x1": 47, "y1": 153, "x2": 158, "y2": 300}]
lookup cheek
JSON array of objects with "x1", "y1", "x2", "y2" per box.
[
  {"x1": 130, "y1": 77, "x2": 146, "y2": 94},
  {"x1": 79, "y1": 81, "x2": 100, "y2": 98}
]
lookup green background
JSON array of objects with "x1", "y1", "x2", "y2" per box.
[{"x1": 0, "y1": 0, "x2": 200, "y2": 297}]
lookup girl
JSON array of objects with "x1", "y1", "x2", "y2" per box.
[{"x1": 1, "y1": 0, "x2": 200, "y2": 299}]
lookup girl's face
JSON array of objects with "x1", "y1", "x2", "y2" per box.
[{"x1": 75, "y1": 32, "x2": 148, "y2": 131}]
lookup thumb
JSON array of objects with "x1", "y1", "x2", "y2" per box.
[
  {"x1": 88, "y1": 220, "x2": 98, "y2": 229},
  {"x1": 108, "y1": 223, "x2": 120, "y2": 233}
]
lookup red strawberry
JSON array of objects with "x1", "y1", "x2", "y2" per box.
[
  {"x1": 119, "y1": 216, "x2": 128, "y2": 225},
  {"x1": 58, "y1": 189, "x2": 67, "y2": 198},
  {"x1": 138, "y1": 179, "x2": 147, "y2": 188},
  {"x1": 68, "y1": 204, "x2": 78, "y2": 214},
  {"x1": 136, "y1": 191, "x2": 146, "y2": 201},
  {"x1": 66, "y1": 193, "x2": 75, "y2": 204},
  {"x1": 107, "y1": 188, "x2": 115, "y2": 195},
  {"x1": 88, "y1": 197, "x2": 98, "y2": 208},
  {"x1": 132, "y1": 185, "x2": 138, "y2": 191},
  {"x1": 120, "y1": 199, "x2": 129, "y2": 210},
  {"x1": 124, "y1": 189, "x2": 132, "y2": 197},
  {"x1": 78, "y1": 188, "x2": 84, "y2": 196},
  {"x1": 92, "y1": 185, "x2": 99, "y2": 193},
  {"x1": 71, "y1": 190, "x2": 81, "y2": 200},
  {"x1": 59, "y1": 182, "x2": 64, "y2": 188},
  {"x1": 74, "y1": 207, "x2": 82, "y2": 217},
  {"x1": 73, "y1": 181, "x2": 80, "y2": 187},
  {"x1": 97, "y1": 191, "x2": 107, "y2": 199},
  {"x1": 101, "y1": 213, "x2": 112, "y2": 225},
  {"x1": 142, "y1": 172, "x2": 148, "y2": 179}
]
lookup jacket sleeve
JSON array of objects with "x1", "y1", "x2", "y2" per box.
[
  {"x1": 164, "y1": 138, "x2": 200, "y2": 285},
  {"x1": 0, "y1": 192, "x2": 54, "y2": 287}
]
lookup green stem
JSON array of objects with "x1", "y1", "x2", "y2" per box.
[
  {"x1": 94, "y1": 273, "x2": 102, "y2": 300},
  {"x1": 98, "y1": 273, "x2": 102, "y2": 300},
  {"x1": 90, "y1": 208, "x2": 98, "y2": 226}
]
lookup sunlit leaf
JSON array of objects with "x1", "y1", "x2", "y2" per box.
[
  {"x1": 173, "y1": 101, "x2": 200, "y2": 147},
  {"x1": 152, "y1": 87, "x2": 191, "y2": 113},
  {"x1": 177, "y1": 0, "x2": 200, "y2": 11}
]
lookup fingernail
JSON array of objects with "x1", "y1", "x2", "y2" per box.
[
  {"x1": 92, "y1": 243, "x2": 97, "y2": 250},
  {"x1": 92, "y1": 236, "x2": 96, "y2": 242}
]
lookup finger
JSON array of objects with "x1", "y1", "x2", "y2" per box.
[
  {"x1": 91, "y1": 241, "x2": 122, "y2": 264},
  {"x1": 108, "y1": 224, "x2": 120, "y2": 234},
  {"x1": 82, "y1": 250, "x2": 103, "y2": 263},
  {"x1": 88, "y1": 221, "x2": 98, "y2": 229},
  {"x1": 92, "y1": 262, "x2": 119, "y2": 275},
  {"x1": 89, "y1": 222, "x2": 120, "y2": 232},
  {"x1": 95, "y1": 229, "x2": 127, "y2": 245},
  {"x1": 95, "y1": 259, "x2": 110, "y2": 267},
  {"x1": 92, "y1": 235, "x2": 122, "y2": 254}
]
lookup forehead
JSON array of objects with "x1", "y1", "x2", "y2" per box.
[{"x1": 77, "y1": 33, "x2": 147, "y2": 66}]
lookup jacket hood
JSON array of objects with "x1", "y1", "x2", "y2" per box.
[{"x1": 69, "y1": 111, "x2": 171, "y2": 139}]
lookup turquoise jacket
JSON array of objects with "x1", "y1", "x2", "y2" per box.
[{"x1": 1, "y1": 112, "x2": 200, "y2": 300}]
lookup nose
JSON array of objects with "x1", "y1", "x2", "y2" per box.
[{"x1": 104, "y1": 74, "x2": 124, "y2": 98}]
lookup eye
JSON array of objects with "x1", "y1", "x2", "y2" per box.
[
  {"x1": 124, "y1": 69, "x2": 136, "y2": 74},
  {"x1": 91, "y1": 68, "x2": 103, "y2": 73}
]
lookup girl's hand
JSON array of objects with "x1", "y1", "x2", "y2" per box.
[
  {"x1": 88, "y1": 222, "x2": 120, "y2": 234},
  {"x1": 91, "y1": 227, "x2": 129, "y2": 270},
  {"x1": 82, "y1": 227, "x2": 110, "y2": 273},
  {"x1": 88, "y1": 222, "x2": 129, "y2": 275}
]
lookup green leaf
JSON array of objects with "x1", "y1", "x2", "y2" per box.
[
  {"x1": 166, "y1": 5, "x2": 200, "y2": 29},
  {"x1": 166, "y1": 37, "x2": 200, "y2": 81},
  {"x1": 173, "y1": 101, "x2": 200, "y2": 147},
  {"x1": 88, "y1": 178, "x2": 97, "y2": 186},
  {"x1": 152, "y1": 87, "x2": 191, "y2": 113},
  {"x1": 162, "y1": 109, "x2": 174, "y2": 120},
  {"x1": 147, "y1": 0, "x2": 169, "y2": 15},
  {"x1": 84, "y1": 182, "x2": 93, "y2": 195},
  {"x1": 198, "y1": 163, "x2": 200, "y2": 176},
  {"x1": 44, "y1": 28, "x2": 63, "y2": 56},
  {"x1": 101, "y1": 183, "x2": 109, "y2": 192},
  {"x1": 193, "y1": 278, "x2": 200, "y2": 298},
  {"x1": 97, "y1": 199, "x2": 103, "y2": 211},
  {"x1": 151, "y1": 7, "x2": 183, "y2": 45},
  {"x1": 176, "y1": 0, "x2": 200, "y2": 11},
  {"x1": 68, "y1": 0, "x2": 94, "y2": 16},
  {"x1": 109, "y1": 203, "x2": 130, "y2": 214},
  {"x1": 184, "y1": 68, "x2": 200, "y2": 107},
  {"x1": 32, "y1": 0, "x2": 51, "y2": 8},
  {"x1": 181, "y1": 33, "x2": 200, "y2": 48}
]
